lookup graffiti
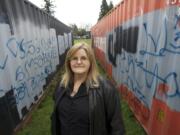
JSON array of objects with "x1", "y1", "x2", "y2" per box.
[
  {"x1": 117, "y1": 12, "x2": 180, "y2": 100},
  {"x1": 0, "y1": 0, "x2": 71, "y2": 133},
  {"x1": 6, "y1": 37, "x2": 35, "y2": 59},
  {"x1": 97, "y1": 10, "x2": 180, "y2": 109},
  {"x1": 135, "y1": 59, "x2": 180, "y2": 98},
  {"x1": 173, "y1": 14, "x2": 180, "y2": 50},
  {"x1": 13, "y1": 66, "x2": 51, "y2": 104},
  {"x1": 24, "y1": 52, "x2": 56, "y2": 75},
  {"x1": 44, "y1": 62, "x2": 52, "y2": 75},
  {"x1": 107, "y1": 26, "x2": 139, "y2": 66},
  {"x1": 140, "y1": 14, "x2": 180, "y2": 57},
  {"x1": 163, "y1": 14, "x2": 180, "y2": 53},
  {"x1": 27, "y1": 45, "x2": 36, "y2": 55},
  {"x1": 0, "y1": 55, "x2": 8, "y2": 70},
  {"x1": 119, "y1": 49, "x2": 180, "y2": 106},
  {"x1": 139, "y1": 23, "x2": 164, "y2": 57},
  {"x1": 16, "y1": 66, "x2": 26, "y2": 82},
  {"x1": 1, "y1": 36, "x2": 61, "y2": 114},
  {"x1": 12, "y1": 82, "x2": 27, "y2": 104},
  {"x1": 6, "y1": 37, "x2": 59, "y2": 59},
  {"x1": 167, "y1": 0, "x2": 180, "y2": 4},
  {"x1": 92, "y1": 2, "x2": 180, "y2": 135},
  {"x1": 134, "y1": 13, "x2": 180, "y2": 99},
  {"x1": 126, "y1": 75, "x2": 148, "y2": 107},
  {"x1": 6, "y1": 37, "x2": 22, "y2": 58},
  {"x1": 27, "y1": 77, "x2": 38, "y2": 91}
]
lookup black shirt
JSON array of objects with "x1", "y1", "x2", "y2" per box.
[{"x1": 57, "y1": 83, "x2": 89, "y2": 135}]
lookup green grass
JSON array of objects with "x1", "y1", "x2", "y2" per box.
[
  {"x1": 17, "y1": 39, "x2": 146, "y2": 135},
  {"x1": 74, "y1": 38, "x2": 92, "y2": 45},
  {"x1": 16, "y1": 70, "x2": 62, "y2": 135},
  {"x1": 121, "y1": 100, "x2": 147, "y2": 135}
]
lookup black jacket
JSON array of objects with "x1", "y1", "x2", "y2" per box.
[{"x1": 51, "y1": 78, "x2": 125, "y2": 135}]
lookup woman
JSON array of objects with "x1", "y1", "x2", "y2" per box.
[{"x1": 51, "y1": 42, "x2": 125, "y2": 135}]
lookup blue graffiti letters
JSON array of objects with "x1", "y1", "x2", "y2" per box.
[{"x1": 0, "y1": 55, "x2": 8, "y2": 70}]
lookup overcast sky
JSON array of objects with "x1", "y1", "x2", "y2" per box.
[{"x1": 28, "y1": 0, "x2": 122, "y2": 28}]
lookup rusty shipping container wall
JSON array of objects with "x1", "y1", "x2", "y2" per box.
[
  {"x1": 91, "y1": 0, "x2": 180, "y2": 135},
  {"x1": 0, "y1": 0, "x2": 72, "y2": 134}
]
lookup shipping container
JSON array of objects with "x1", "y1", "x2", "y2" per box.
[
  {"x1": 0, "y1": 0, "x2": 72, "y2": 134},
  {"x1": 91, "y1": 0, "x2": 180, "y2": 135}
]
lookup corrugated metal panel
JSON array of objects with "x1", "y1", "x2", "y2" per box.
[
  {"x1": 0, "y1": 0, "x2": 72, "y2": 134},
  {"x1": 91, "y1": 0, "x2": 180, "y2": 135}
]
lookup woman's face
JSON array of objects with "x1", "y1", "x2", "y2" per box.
[{"x1": 70, "y1": 48, "x2": 90, "y2": 76}]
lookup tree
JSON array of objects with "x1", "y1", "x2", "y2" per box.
[
  {"x1": 69, "y1": 24, "x2": 90, "y2": 39},
  {"x1": 43, "y1": 0, "x2": 55, "y2": 15},
  {"x1": 70, "y1": 24, "x2": 79, "y2": 36},
  {"x1": 108, "y1": 1, "x2": 114, "y2": 11},
  {"x1": 98, "y1": 0, "x2": 109, "y2": 21},
  {"x1": 98, "y1": 0, "x2": 114, "y2": 21},
  {"x1": 78, "y1": 28, "x2": 86, "y2": 37}
]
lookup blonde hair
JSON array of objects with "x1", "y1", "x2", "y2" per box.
[{"x1": 60, "y1": 42, "x2": 100, "y2": 88}]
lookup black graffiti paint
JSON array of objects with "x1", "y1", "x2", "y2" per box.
[{"x1": 108, "y1": 26, "x2": 139, "y2": 66}]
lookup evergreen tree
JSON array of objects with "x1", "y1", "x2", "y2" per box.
[
  {"x1": 108, "y1": 1, "x2": 114, "y2": 11},
  {"x1": 98, "y1": 0, "x2": 109, "y2": 21},
  {"x1": 70, "y1": 24, "x2": 79, "y2": 36},
  {"x1": 43, "y1": 0, "x2": 55, "y2": 15}
]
